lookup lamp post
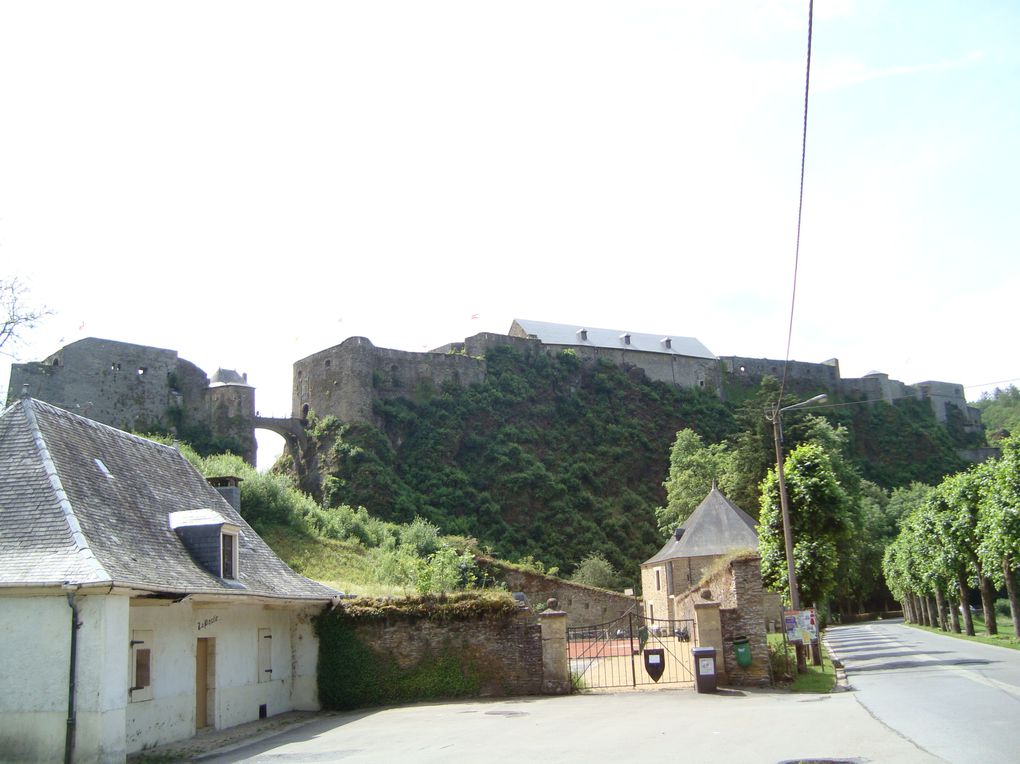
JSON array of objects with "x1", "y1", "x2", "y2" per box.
[{"x1": 767, "y1": 393, "x2": 827, "y2": 611}]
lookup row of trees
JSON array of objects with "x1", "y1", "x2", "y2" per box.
[{"x1": 883, "y1": 435, "x2": 1020, "y2": 637}]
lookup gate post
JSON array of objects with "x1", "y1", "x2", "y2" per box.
[
  {"x1": 694, "y1": 601, "x2": 727, "y2": 682},
  {"x1": 539, "y1": 603, "x2": 570, "y2": 694}
]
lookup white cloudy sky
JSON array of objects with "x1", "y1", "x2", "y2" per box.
[{"x1": 2, "y1": 1, "x2": 1018, "y2": 465}]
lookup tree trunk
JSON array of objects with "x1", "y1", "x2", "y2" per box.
[
  {"x1": 934, "y1": 588, "x2": 948, "y2": 631},
  {"x1": 916, "y1": 593, "x2": 928, "y2": 626},
  {"x1": 1003, "y1": 557, "x2": 1020, "y2": 639},
  {"x1": 979, "y1": 575, "x2": 998, "y2": 635},
  {"x1": 958, "y1": 571, "x2": 975, "y2": 636},
  {"x1": 948, "y1": 588, "x2": 961, "y2": 633},
  {"x1": 923, "y1": 595, "x2": 935, "y2": 627}
]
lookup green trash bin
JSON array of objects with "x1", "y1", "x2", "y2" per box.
[{"x1": 733, "y1": 636, "x2": 752, "y2": 668}]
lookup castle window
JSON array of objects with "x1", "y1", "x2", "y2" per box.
[
  {"x1": 52, "y1": 358, "x2": 60, "y2": 367},
  {"x1": 111, "y1": 363, "x2": 121, "y2": 371},
  {"x1": 325, "y1": 359, "x2": 331, "y2": 368},
  {"x1": 137, "y1": 367, "x2": 148, "y2": 376}
]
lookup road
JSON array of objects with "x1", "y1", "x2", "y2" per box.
[{"x1": 826, "y1": 619, "x2": 1020, "y2": 763}]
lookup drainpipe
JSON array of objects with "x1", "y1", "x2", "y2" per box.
[{"x1": 64, "y1": 587, "x2": 81, "y2": 764}]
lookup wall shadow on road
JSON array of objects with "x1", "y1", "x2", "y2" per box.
[
  {"x1": 837, "y1": 649, "x2": 953, "y2": 661},
  {"x1": 845, "y1": 657, "x2": 994, "y2": 673}
]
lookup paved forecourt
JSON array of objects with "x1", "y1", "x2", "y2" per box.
[{"x1": 196, "y1": 687, "x2": 938, "y2": 763}]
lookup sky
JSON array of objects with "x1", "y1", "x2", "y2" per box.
[{"x1": 2, "y1": 1, "x2": 1018, "y2": 467}]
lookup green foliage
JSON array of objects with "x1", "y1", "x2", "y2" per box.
[
  {"x1": 973, "y1": 385, "x2": 1020, "y2": 438},
  {"x1": 569, "y1": 552, "x2": 622, "y2": 590},
  {"x1": 315, "y1": 592, "x2": 525, "y2": 710},
  {"x1": 845, "y1": 398, "x2": 965, "y2": 487},
  {"x1": 655, "y1": 429, "x2": 731, "y2": 534},
  {"x1": 302, "y1": 345, "x2": 735, "y2": 577},
  {"x1": 759, "y1": 443, "x2": 852, "y2": 606},
  {"x1": 315, "y1": 615, "x2": 479, "y2": 710}
]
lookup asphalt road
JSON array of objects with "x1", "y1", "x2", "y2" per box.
[{"x1": 826, "y1": 619, "x2": 1020, "y2": 763}]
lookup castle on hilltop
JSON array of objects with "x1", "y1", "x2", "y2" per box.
[
  {"x1": 6, "y1": 337, "x2": 257, "y2": 463},
  {"x1": 7, "y1": 320, "x2": 984, "y2": 464}
]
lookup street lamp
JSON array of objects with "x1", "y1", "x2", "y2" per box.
[{"x1": 767, "y1": 393, "x2": 827, "y2": 611}]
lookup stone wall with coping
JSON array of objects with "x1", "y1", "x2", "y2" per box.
[{"x1": 342, "y1": 610, "x2": 545, "y2": 697}]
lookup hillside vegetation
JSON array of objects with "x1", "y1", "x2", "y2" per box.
[{"x1": 290, "y1": 345, "x2": 971, "y2": 583}]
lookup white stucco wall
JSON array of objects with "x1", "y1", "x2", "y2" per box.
[
  {"x1": 0, "y1": 594, "x2": 70, "y2": 763},
  {"x1": 126, "y1": 598, "x2": 322, "y2": 755},
  {"x1": 0, "y1": 592, "x2": 322, "y2": 760},
  {"x1": 0, "y1": 592, "x2": 128, "y2": 764}
]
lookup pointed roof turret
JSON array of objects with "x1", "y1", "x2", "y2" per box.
[{"x1": 642, "y1": 485, "x2": 758, "y2": 565}]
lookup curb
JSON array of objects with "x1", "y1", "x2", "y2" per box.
[{"x1": 822, "y1": 637, "x2": 850, "y2": 692}]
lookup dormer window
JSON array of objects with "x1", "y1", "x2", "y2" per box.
[
  {"x1": 221, "y1": 530, "x2": 238, "y2": 579},
  {"x1": 661, "y1": 337, "x2": 672, "y2": 350},
  {"x1": 620, "y1": 333, "x2": 631, "y2": 346},
  {"x1": 169, "y1": 509, "x2": 241, "y2": 581},
  {"x1": 576, "y1": 328, "x2": 588, "y2": 341}
]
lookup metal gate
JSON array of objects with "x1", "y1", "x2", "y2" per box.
[{"x1": 567, "y1": 612, "x2": 697, "y2": 690}]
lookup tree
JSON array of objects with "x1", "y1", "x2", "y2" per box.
[
  {"x1": 654, "y1": 429, "x2": 731, "y2": 535},
  {"x1": 1, "y1": 277, "x2": 50, "y2": 356},
  {"x1": 758, "y1": 442, "x2": 852, "y2": 608},
  {"x1": 935, "y1": 464, "x2": 999, "y2": 635},
  {"x1": 978, "y1": 436, "x2": 1020, "y2": 637},
  {"x1": 569, "y1": 552, "x2": 621, "y2": 591}
]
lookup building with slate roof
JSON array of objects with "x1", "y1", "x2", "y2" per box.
[
  {"x1": 0, "y1": 396, "x2": 337, "y2": 763},
  {"x1": 509, "y1": 318, "x2": 721, "y2": 393},
  {"x1": 641, "y1": 485, "x2": 759, "y2": 623}
]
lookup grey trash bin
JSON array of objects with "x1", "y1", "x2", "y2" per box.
[{"x1": 692, "y1": 646, "x2": 717, "y2": 693}]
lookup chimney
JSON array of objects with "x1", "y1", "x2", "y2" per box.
[{"x1": 207, "y1": 475, "x2": 242, "y2": 512}]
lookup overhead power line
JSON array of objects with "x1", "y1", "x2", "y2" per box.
[{"x1": 776, "y1": 0, "x2": 815, "y2": 410}]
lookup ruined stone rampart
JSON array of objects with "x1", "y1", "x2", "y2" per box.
[
  {"x1": 292, "y1": 336, "x2": 487, "y2": 426},
  {"x1": 6, "y1": 337, "x2": 257, "y2": 463}
]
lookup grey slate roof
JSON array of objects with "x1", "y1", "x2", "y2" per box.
[
  {"x1": 643, "y1": 486, "x2": 759, "y2": 565},
  {"x1": 511, "y1": 318, "x2": 716, "y2": 360},
  {"x1": 0, "y1": 398, "x2": 336, "y2": 600}
]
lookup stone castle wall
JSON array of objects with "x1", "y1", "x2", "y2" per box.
[
  {"x1": 292, "y1": 336, "x2": 487, "y2": 425},
  {"x1": 6, "y1": 338, "x2": 257, "y2": 463}
]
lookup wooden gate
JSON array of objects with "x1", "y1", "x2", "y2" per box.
[{"x1": 567, "y1": 612, "x2": 697, "y2": 690}]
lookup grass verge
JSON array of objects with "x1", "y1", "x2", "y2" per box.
[
  {"x1": 767, "y1": 632, "x2": 836, "y2": 693},
  {"x1": 907, "y1": 613, "x2": 1020, "y2": 651}
]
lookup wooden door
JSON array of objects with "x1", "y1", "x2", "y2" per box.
[{"x1": 196, "y1": 638, "x2": 209, "y2": 729}]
